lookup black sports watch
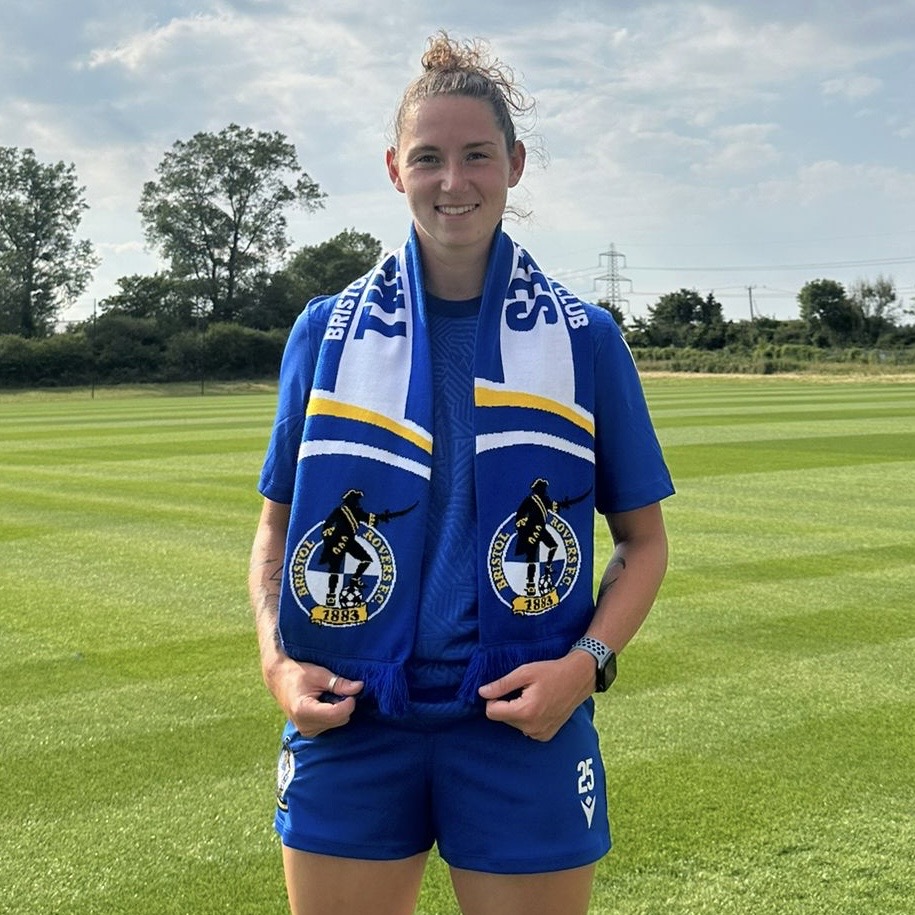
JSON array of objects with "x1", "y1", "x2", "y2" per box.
[{"x1": 571, "y1": 636, "x2": 617, "y2": 692}]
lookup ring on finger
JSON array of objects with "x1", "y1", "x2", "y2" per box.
[{"x1": 327, "y1": 674, "x2": 339, "y2": 692}]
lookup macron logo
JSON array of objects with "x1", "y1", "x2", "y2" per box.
[{"x1": 580, "y1": 795, "x2": 595, "y2": 828}]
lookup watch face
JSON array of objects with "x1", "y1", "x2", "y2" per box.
[{"x1": 596, "y1": 651, "x2": 617, "y2": 692}]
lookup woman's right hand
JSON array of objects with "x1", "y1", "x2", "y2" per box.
[{"x1": 264, "y1": 653, "x2": 364, "y2": 738}]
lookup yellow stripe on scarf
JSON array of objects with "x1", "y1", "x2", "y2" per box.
[
  {"x1": 307, "y1": 396, "x2": 433, "y2": 454},
  {"x1": 474, "y1": 386, "x2": 594, "y2": 436}
]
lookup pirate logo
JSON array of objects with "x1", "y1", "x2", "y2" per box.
[
  {"x1": 288, "y1": 488, "x2": 417, "y2": 626},
  {"x1": 487, "y1": 478, "x2": 588, "y2": 615}
]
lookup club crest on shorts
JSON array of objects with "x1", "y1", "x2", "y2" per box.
[
  {"x1": 287, "y1": 488, "x2": 416, "y2": 627},
  {"x1": 276, "y1": 739, "x2": 295, "y2": 812},
  {"x1": 487, "y1": 478, "x2": 587, "y2": 615}
]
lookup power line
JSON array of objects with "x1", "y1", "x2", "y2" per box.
[
  {"x1": 626, "y1": 256, "x2": 915, "y2": 273},
  {"x1": 615, "y1": 228, "x2": 915, "y2": 249}
]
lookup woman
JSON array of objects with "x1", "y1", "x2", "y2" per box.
[{"x1": 249, "y1": 32, "x2": 674, "y2": 915}]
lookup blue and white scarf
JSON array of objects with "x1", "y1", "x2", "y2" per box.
[{"x1": 279, "y1": 227, "x2": 598, "y2": 715}]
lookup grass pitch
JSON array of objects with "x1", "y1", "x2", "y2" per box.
[{"x1": 1, "y1": 377, "x2": 913, "y2": 914}]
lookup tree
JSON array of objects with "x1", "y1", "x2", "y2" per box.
[
  {"x1": 100, "y1": 273, "x2": 196, "y2": 331},
  {"x1": 797, "y1": 278, "x2": 859, "y2": 346},
  {"x1": 240, "y1": 229, "x2": 384, "y2": 331},
  {"x1": 0, "y1": 147, "x2": 97, "y2": 337},
  {"x1": 848, "y1": 275, "x2": 901, "y2": 343},
  {"x1": 595, "y1": 298, "x2": 626, "y2": 328},
  {"x1": 139, "y1": 124, "x2": 325, "y2": 324},
  {"x1": 285, "y1": 229, "x2": 382, "y2": 306},
  {"x1": 696, "y1": 292, "x2": 726, "y2": 349},
  {"x1": 644, "y1": 288, "x2": 723, "y2": 347}
]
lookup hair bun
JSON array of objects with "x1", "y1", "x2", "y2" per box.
[{"x1": 421, "y1": 31, "x2": 483, "y2": 73}]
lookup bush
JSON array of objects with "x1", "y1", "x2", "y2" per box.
[
  {"x1": 164, "y1": 323, "x2": 286, "y2": 382},
  {"x1": 0, "y1": 334, "x2": 39, "y2": 386},
  {"x1": 2, "y1": 322, "x2": 910, "y2": 389},
  {"x1": 202, "y1": 323, "x2": 286, "y2": 378},
  {"x1": 629, "y1": 342, "x2": 915, "y2": 375},
  {"x1": 92, "y1": 314, "x2": 168, "y2": 382},
  {"x1": 0, "y1": 332, "x2": 93, "y2": 386},
  {"x1": 163, "y1": 329, "x2": 203, "y2": 381},
  {"x1": 38, "y1": 333, "x2": 94, "y2": 385}
]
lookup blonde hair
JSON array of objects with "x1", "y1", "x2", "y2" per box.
[{"x1": 393, "y1": 31, "x2": 533, "y2": 153}]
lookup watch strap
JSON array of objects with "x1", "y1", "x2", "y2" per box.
[
  {"x1": 572, "y1": 636, "x2": 610, "y2": 660},
  {"x1": 571, "y1": 636, "x2": 616, "y2": 692}
]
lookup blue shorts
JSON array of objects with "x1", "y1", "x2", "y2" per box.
[{"x1": 274, "y1": 701, "x2": 611, "y2": 875}]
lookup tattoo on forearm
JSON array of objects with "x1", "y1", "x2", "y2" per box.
[
  {"x1": 252, "y1": 578, "x2": 284, "y2": 654},
  {"x1": 249, "y1": 543, "x2": 287, "y2": 658},
  {"x1": 250, "y1": 555, "x2": 283, "y2": 624},
  {"x1": 598, "y1": 556, "x2": 626, "y2": 601}
]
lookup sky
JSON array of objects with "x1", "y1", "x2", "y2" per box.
[{"x1": 3, "y1": 0, "x2": 915, "y2": 325}]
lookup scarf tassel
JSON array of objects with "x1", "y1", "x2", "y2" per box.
[
  {"x1": 457, "y1": 637, "x2": 575, "y2": 706},
  {"x1": 359, "y1": 661, "x2": 410, "y2": 717}
]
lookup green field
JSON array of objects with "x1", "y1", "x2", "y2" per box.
[{"x1": 1, "y1": 376, "x2": 913, "y2": 914}]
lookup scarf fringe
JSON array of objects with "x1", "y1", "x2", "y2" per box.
[
  {"x1": 357, "y1": 661, "x2": 410, "y2": 717},
  {"x1": 286, "y1": 648, "x2": 410, "y2": 717},
  {"x1": 457, "y1": 637, "x2": 574, "y2": 705}
]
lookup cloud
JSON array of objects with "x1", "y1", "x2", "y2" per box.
[
  {"x1": 84, "y1": 12, "x2": 238, "y2": 73},
  {"x1": 889, "y1": 119, "x2": 915, "y2": 139},
  {"x1": 692, "y1": 123, "x2": 782, "y2": 175},
  {"x1": 751, "y1": 159, "x2": 915, "y2": 210},
  {"x1": 96, "y1": 240, "x2": 147, "y2": 255},
  {"x1": 76, "y1": 5, "x2": 411, "y2": 181},
  {"x1": 821, "y1": 74, "x2": 884, "y2": 100}
]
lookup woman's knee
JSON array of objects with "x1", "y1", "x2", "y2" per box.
[
  {"x1": 282, "y1": 847, "x2": 428, "y2": 915},
  {"x1": 449, "y1": 863, "x2": 596, "y2": 915}
]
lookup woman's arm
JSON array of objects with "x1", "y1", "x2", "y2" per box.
[
  {"x1": 249, "y1": 497, "x2": 363, "y2": 737},
  {"x1": 588, "y1": 500, "x2": 670, "y2": 656}
]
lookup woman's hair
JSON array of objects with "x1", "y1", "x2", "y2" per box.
[{"x1": 393, "y1": 31, "x2": 533, "y2": 152}]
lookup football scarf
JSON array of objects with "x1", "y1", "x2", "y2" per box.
[{"x1": 279, "y1": 226, "x2": 598, "y2": 715}]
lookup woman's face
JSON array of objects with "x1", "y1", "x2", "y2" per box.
[{"x1": 386, "y1": 94, "x2": 525, "y2": 264}]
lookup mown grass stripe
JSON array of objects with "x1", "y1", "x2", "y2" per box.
[{"x1": 664, "y1": 432, "x2": 913, "y2": 477}]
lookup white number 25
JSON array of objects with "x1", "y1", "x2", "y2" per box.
[{"x1": 577, "y1": 757, "x2": 595, "y2": 794}]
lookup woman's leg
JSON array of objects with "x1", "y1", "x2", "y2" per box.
[
  {"x1": 449, "y1": 863, "x2": 596, "y2": 915},
  {"x1": 283, "y1": 847, "x2": 429, "y2": 915}
]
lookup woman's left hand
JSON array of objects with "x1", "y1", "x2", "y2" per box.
[{"x1": 478, "y1": 651, "x2": 596, "y2": 741}]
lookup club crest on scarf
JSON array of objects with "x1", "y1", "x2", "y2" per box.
[
  {"x1": 487, "y1": 477, "x2": 588, "y2": 616},
  {"x1": 287, "y1": 488, "x2": 417, "y2": 626}
]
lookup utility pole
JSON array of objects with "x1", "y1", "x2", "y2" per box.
[
  {"x1": 747, "y1": 285, "x2": 756, "y2": 321},
  {"x1": 91, "y1": 299, "x2": 97, "y2": 399},
  {"x1": 594, "y1": 243, "x2": 631, "y2": 314}
]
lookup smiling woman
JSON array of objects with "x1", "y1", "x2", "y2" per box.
[{"x1": 248, "y1": 30, "x2": 674, "y2": 915}]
